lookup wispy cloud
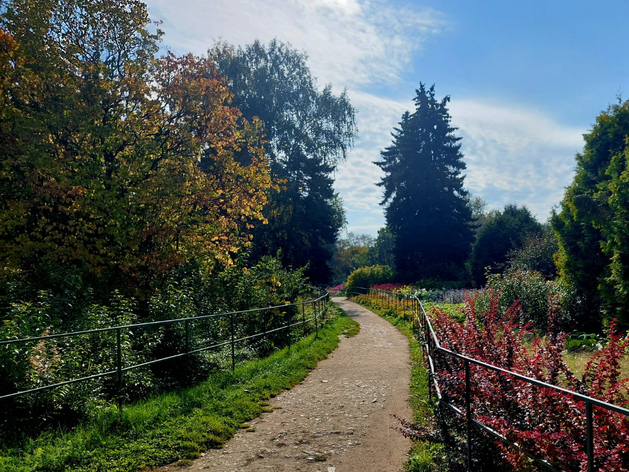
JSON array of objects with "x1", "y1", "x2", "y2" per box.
[
  {"x1": 335, "y1": 91, "x2": 407, "y2": 228},
  {"x1": 145, "y1": 0, "x2": 448, "y2": 235},
  {"x1": 145, "y1": 0, "x2": 585, "y2": 234},
  {"x1": 449, "y1": 99, "x2": 584, "y2": 220},
  {"x1": 145, "y1": 0, "x2": 447, "y2": 89},
  {"x1": 336, "y1": 93, "x2": 585, "y2": 231}
]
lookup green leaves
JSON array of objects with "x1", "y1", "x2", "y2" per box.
[
  {"x1": 210, "y1": 39, "x2": 356, "y2": 283},
  {"x1": 552, "y1": 99, "x2": 629, "y2": 330},
  {"x1": 470, "y1": 204, "x2": 543, "y2": 286},
  {"x1": 345, "y1": 264, "x2": 393, "y2": 295},
  {"x1": 0, "y1": 2, "x2": 274, "y2": 298}
]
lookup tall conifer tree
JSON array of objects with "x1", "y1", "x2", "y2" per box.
[
  {"x1": 376, "y1": 83, "x2": 473, "y2": 282},
  {"x1": 551, "y1": 99, "x2": 629, "y2": 330}
]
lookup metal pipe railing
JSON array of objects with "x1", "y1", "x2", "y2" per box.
[
  {"x1": 351, "y1": 288, "x2": 629, "y2": 472},
  {"x1": 0, "y1": 294, "x2": 330, "y2": 412}
]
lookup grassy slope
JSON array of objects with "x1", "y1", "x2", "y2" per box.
[{"x1": 0, "y1": 305, "x2": 358, "y2": 472}]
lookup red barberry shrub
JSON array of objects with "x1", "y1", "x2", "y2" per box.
[
  {"x1": 370, "y1": 283, "x2": 404, "y2": 291},
  {"x1": 429, "y1": 290, "x2": 629, "y2": 471}
]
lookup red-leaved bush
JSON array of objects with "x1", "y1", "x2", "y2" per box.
[
  {"x1": 327, "y1": 283, "x2": 345, "y2": 292},
  {"x1": 371, "y1": 283, "x2": 404, "y2": 291},
  {"x1": 430, "y1": 289, "x2": 629, "y2": 471}
]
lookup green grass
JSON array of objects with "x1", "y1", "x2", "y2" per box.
[
  {"x1": 0, "y1": 305, "x2": 358, "y2": 472},
  {"x1": 351, "y1": 295, "x2": 446, "y2": 471},
  {"x1": 563, "y1": 350, "x2": 629, "y2": 380}
]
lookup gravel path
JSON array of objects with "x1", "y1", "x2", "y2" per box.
[{"x1": 165, "y1": 297, "x2": 412, "y2": 472}]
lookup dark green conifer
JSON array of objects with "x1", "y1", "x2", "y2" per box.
[{"x1": 376, "y1": 84, "x2": 473, "y2": 282}]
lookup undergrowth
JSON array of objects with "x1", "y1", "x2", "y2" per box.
[
  {"x1": 428, "y1": 291, "x2": 629, "y2": 471},
  {"x1": 0, "y1": 304, "x2": 357, "y2": 472}
]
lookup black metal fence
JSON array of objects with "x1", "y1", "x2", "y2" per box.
[
  {"x1": 0, "y1": 293, "x2": 330, "y2": 411},
  {"x1": 359, "y1": 289, "x2": 629, "y2": 472}
]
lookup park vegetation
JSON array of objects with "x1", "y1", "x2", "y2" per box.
[
  {"x1": 335, "y1": 83, "x2": 629, "y2": 336},
  {"x1": 0, "y1": 0, "x2": 356, "y2": 452},
  {"x1": 352, "y1": 288, "x2": 629, "y2": 471},
  {"x1": 337, "y1": 83, "x2": 629, "y2": 470},
  {"x1": 2, "y1": 0, "x2": 629, "y2": 470}
]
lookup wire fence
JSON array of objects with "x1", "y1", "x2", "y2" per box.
[
  {"x1": 0, "y1": 293, "x2": 330, "y2": 413},
  {"x1": 356, "y1": 288, "x2": 629, "y2": 472}
]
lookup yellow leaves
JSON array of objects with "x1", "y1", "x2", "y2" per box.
[{"x1": 0, "y1": 15, "x2": 274, "y2": 294}]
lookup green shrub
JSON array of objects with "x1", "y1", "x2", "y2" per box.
[
  {"x1": 0, "y1": 255, "x2": 314, "y2": 441},
  {"x1": 207, "y1": 256, "x2": 312, "y2": 312},
  {"x1": 0, "y1": 292, "x2": 152, "y2": 441},
  {"x1": 345, "y1": 265, "x2": 393, "y2": 295},
  {"x1": 415, "y1": 278, "x2": 466, "y2": 291},
  {"x1": 477, "y1": 269, "x2": 565, "y2": 331},
  {"x1": 565, "y1": 332, "x2": 603, "y2": 351},
  {"x1": 507, "y1": 228, "x2": 558, "y2": 279}
]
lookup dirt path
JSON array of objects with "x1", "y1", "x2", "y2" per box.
[{"x1": 166, "y1": 297, "x2": 412, "y2": 472}]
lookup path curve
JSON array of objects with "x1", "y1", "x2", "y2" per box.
[{"x1": 170, "y1": 297, "x2": 412, "y2": 472}]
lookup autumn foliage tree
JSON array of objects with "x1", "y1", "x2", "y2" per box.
[{"x1": 0, "y1": 0, "x2": 273, "y2": 299}]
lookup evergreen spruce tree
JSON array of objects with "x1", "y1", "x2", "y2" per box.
[{"x1": 376, "y1": 83, "x2": 473, "y2": 283}]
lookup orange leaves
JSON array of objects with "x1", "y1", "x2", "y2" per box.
[{"x1": 0, "y1": 2, "x2": 273, "y2": 296}]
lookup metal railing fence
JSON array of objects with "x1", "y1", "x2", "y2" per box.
[
  {"x1": 0, "y1": 293, "x2": 330, "y2": 410},
  {"x1": 354, "y1": 288, "x2": 629, "y2": 472}
]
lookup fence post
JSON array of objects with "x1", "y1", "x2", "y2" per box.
[
  {"x1": 416, "y1": 301, "x2": 420, "y2": 340},
  {"x1": 116, "y1": 327, "x2": 123, "y2": 417},
  {"x1": 263, "y1": 309, "x2": 267, "y2": 341},
  {"x1": 287, "y1": 307, "x2": 292, "y2": 351},
  {"x1": 314, "y1": 300, "x2": 319, "y2": 339},
  {"x1": 426, "y1": 307, "x2": 432, "y2": 403},
  {"x1": 586, "y1": 400, "x2": 594, "y2": 472},
  {"x1": 185, "y1": 319, "x2": 190, "y2": 353},
  {"x1": 465, "y1": 359, "x2": 472, "y2": 472},
  {"x1": 230, "y1": 313, "x2": 235, "y2": 372},
  {"x1": 302, "y1": 302, "x2": 306, "y2": 337}
]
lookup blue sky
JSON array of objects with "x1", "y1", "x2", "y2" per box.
[{"x1": 144, "y1": 0, "x2": 629, "y2": 236}]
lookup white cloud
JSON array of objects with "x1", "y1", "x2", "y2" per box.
[
  {"x1": 336, "y1": 93, "x2": 585, "y2": 233},
  {"x1": 145, "y1": 0, "x2": 447, "y2": 89},
  {"x1": 144, "y1": 0, "x2": 586, "y2": 234},
  {"x1": 335, "y1": 91, "x2": 408, "y2": 227},
  {"x1": 449, "y1": 99, "x2": 584, "y2": 220}
]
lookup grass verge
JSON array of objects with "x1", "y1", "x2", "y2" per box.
[
  {"x1": 351, "y1": 295, "x2": 446, "y2": 471},
  {"x1": 0, "y1": 304, "x2": 358, "y2": 472}
]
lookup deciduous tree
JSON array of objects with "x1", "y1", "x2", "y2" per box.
[
  {"x1": 0, "y1": 0, "x2": 273, "y2": 299},
  {"x1": 469, "y1": 204, "x2": 542, "y2": 286},
  {"x1": 210, "y1": 40, "x2": 356, "y2": 283}
]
